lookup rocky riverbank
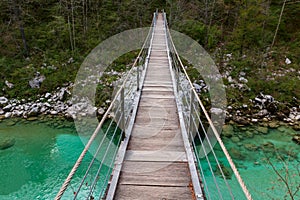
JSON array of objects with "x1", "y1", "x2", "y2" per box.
[
  {"x1": 0, "y1": 88, "x2": 299, "y2": 130},
  {"x1": 224, "y1": 92, "x2": 300, "y2": 131},
  {"x1": 0, "y1": 84, "x2": 107, "y2": 121}
]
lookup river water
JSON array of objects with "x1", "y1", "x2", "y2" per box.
[{"x1": 0, "y1": 118, "x2": 299, "y2": 199}]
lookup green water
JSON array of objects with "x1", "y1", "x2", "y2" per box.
[
  {"x1": 0, "y1": 119, "x2": 299, "y2": 199},
  {"x1": 0, "y1": 118, "x2": 87, "y2": 199},
  {"x1": 198, "y1": 125, "x2": 300, "y2": 200}
]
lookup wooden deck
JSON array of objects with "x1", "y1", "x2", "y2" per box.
[{"x1": 113, "y1": 13, "x2": 195, "y2": 200}]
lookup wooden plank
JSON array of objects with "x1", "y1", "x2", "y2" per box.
[
  {"x1": 124, "y1": 150, "x2": 187, "y2": 162},
  {"x1": 127, "y1": 138, "x2": 185, "y2": 151},
  {"x1": 118, "y1": 161, "x2": 191, "y2": 186},
  {"x1": 114, "y1": 185, "x2": 193, "y2": 200}
]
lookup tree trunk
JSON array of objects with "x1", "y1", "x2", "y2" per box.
[
  {"x1": 270, "y1": 0, "x2": 287, "y2": 49},
  {"x1": 12, "y1": 0, "x2": 29, "y2": 56},
  {"x1": 71, "y1": 0, "x2": 76, "y2": 50}
]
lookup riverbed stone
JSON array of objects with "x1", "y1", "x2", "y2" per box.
[
  {"x1": 4, "y1": 112, "x2": 12, "y2": 118},
  {"x1": 231, "y1": 136, "x2": 240, "y2": 143},
  {"x1": 27, "y1": 117, "x2": 38, "y2": 121},
  {"x1": 269, "y1": 121, "x2": 279, "y2": 128},
  {"x1": 292, "y1": 134, "x2": 300, "y2": 145},
  {"x1": 244, "y1": 143, "x2": 258, "y2": 151},
  {"x1": 229, "y1": 148, "x2": 244, "y2": 159},
  {"x1": 3, "y1": 104, "x2": 12, "y2": 112},
  {"x1": 245, "y1": 131, "x2": 254, "y2": 138},
  {"x1": 0, "y1": 96, "x2": 8, "y2": 105},
  {"x1": 222, "y1": 125, "x2": 234, "y2": 137},
  {"x1": 0, "y1": 138, "x2": 16, "y2": 150},
  {"x1": 257, "y1": 126, "x2": 268, "y2": 134}
]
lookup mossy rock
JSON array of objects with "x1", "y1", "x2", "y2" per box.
[{"x1": 0, "y1": 138, "x2": 16, "y2": 150}]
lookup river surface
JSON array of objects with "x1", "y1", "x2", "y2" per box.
[{"x1": 0, "y1": 118, "x2": 299, "y2": 199}]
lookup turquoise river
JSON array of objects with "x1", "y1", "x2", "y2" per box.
[{"x1": 0, "y1": 118, "x2": 299, "y2": 199}]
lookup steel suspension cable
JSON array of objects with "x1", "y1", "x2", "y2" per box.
[{"x1": 163, "y1": 12, "x2": 253, "y2": 200}]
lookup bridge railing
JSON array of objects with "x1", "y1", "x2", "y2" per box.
[
  {"x1": 55, "y1": 11, "x2": 158, "y2": 200},
  {"x1": 163, "y1": 12, "x2": 252, "y2": 200}
]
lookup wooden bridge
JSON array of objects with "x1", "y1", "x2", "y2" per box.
[{"x1": 55, "y1": 11, "x2": 252, "y2": 200}]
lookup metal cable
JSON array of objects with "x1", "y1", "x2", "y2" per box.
[
  {"x1": 163, "y1": 11, "x2": 252, "y2": 200},
  {"x1": 55, "y1": 13, "x2": 157, "y2": 200}
]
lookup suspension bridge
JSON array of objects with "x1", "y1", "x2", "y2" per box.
[{"x1": 55, "y1": 11, "x2": 252, "y2": 200}]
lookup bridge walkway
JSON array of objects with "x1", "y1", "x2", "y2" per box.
[{"x1": 113, "y1": 13, "x2": 196, "y2": 199}]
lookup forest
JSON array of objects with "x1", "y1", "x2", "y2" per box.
[{"x1": 0, "y1": 0, "x2": 299, "y2": 110}]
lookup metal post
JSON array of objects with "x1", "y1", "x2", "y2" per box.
[
  {"x1": 188, "y1": 90, "x2": 195, "y2": 136},
  {"x1": 176, "y1": 66, "x2": 180, "y2": 93},
  {"x1": 120, "y1": 87, "x2": 125, "y2": 131},
  {"x1": 137, "y1": 63, "x2": 140, "y2": 91}
]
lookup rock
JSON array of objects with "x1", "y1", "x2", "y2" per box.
[
  {"x1": 244, "y1": 143, "x2": 258, "y2": 151},
  {"x1": 231, "y1": 136, "x2": 240, "y2": 143},
  {"x1": 28, "y1": 107, "x2": 39, "y2": 117},
  {"x1": 256, "y1": 109, "x2": 269, "y2": 118},
  {"x1": 257, "y1": 126, "x2": 268, "y2": 134},
  {"x1": 278, "y1": 126, "x2": 286, "y2": 132},
  {"x1": 269, "y1": 121, "x2": 279, "y2": 128},
  {"x1": 251, "y1": 118, "x2": 258, "y2": 123},
  {"x1": 5, "y1": 80, "x2": 14, "y2": 88},
  {"x1": 233, "y1": 116, "x2": 250, "y2": 125},
  {"x1": 12, "y1": 110, "x2": 23, "y2": 117},
  {"x1": 266, "y1": 102, "x2": 277, "y2": 114},
  {"x1": 4, "y1": 112, "x2": 12, "y2": 118},
  {"x1": 276, "y1": 112, "x2": 286, "y2": 120},
  {"x1": 222, "y1": 125, "x2": 234, "y2": 137},
  {"x1": 229, "y1": 148, "x2": 244, "y2": 159},
  {"x1": 50, "y1": 110, "x2": 58, "y2": 115},
  {"x1": 285, "y1": 57, "x2": 291, "y2": 65},
  {"x1": 193, "y1": 83, "x2": 201, "y2": 93},
  {"x1": 57, "y1": 88, "x2": 69, "y2": 101},
  {"x1": 0, "y1": 138, "x2": 16, "y2": 150},
  {"x1": 262, "y1": 141, "x2": 274, "y2": 149},
  {"x1": 97, "y1": 107, "x2": 105, "y2": 115},
  {"x1": 3, "y1": 104, "x2": 12, "y2": 112},
  {"x1": 227, "y1": 76, "x2": 234, "y2": 83},
  {"x1": 40, "y1": 106, "x2": 48, "y2": 113},
  {"x1": 262, "y1": 117, "x2": 269, "y2": 122},
  {"x1": 0, "y1": 109, "x2": 4, "y2": 115},
  {"x1": 45, "y1": 93, "x2": 51, "y2": 99},
  {"x1": 0, "y1": 96, "x2": 8, "y2": 105},
  {"x1": 216, "y1": 163, "x2": 232, "y2": 179},
  {"x1": 292, "y1": 124, "x2": 300, "y2": 131},
  {"x1": 6, "y1": 121, "x2": 16, "y2": 126},
  {"x1": 239, "y1": 77, "x2": 248, "y2": 83},
  {"x1": 245, "y1": 131, "x2": 254, "y2": 138},
  {"x1": 292, "y1": 134, "x2": 300, "y2": 145},
  {"x1": 27, "y1": 117, "x2": 38, "y2": 121},
  {"x1": 29, "y1": 73, "x2": 45, "y2": 89}
]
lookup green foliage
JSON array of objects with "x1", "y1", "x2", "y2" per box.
[
  {"x1": 174, "y1": 20, "x2": 206, "y2": 45},
  {"x1": 0, "y1": 0, "x2": 299, "y2": 107}
]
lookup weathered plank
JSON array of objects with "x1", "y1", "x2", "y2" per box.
[
  {"x1": 124, "y1": 150, "x2": 187, "y2": 162},
  {"x1": 118, "y1": 161, "x2": 191, "y2": 186},
  {"x1": 114, "y1": 185, "x2": 193, "y2": 200}
]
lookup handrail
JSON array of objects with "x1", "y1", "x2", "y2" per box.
[
  {"x1": 162, "y1": 12, "x2": 253, "y2": 200},
  {"x1": 55, "y1": 12, "x2": 158, "y2": 200}
]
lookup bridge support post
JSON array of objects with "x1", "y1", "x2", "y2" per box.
[
  {"x1": 137, "y1": 64, "x2": 140, "y2": 91},
  {"x1": 120, "y1": 87, "x2": 125, "y2": 131},
  {"x1": 177, "y1": 68, "x2": 180, "y2": 93},
  {"x1": 188, "y1": 91, "x2": 195, "y2": 136}
]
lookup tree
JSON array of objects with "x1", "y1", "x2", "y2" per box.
[{"x1": 270, "y1": 0, "x2": 287, "y2": 49}]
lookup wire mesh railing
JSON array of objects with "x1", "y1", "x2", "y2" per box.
[
  {"x1": 163, "y1": 12, "x2": 253, "y2": 200},
  {"x1": 55, "y1": 11, "x2": 158, "y2": 200}
]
